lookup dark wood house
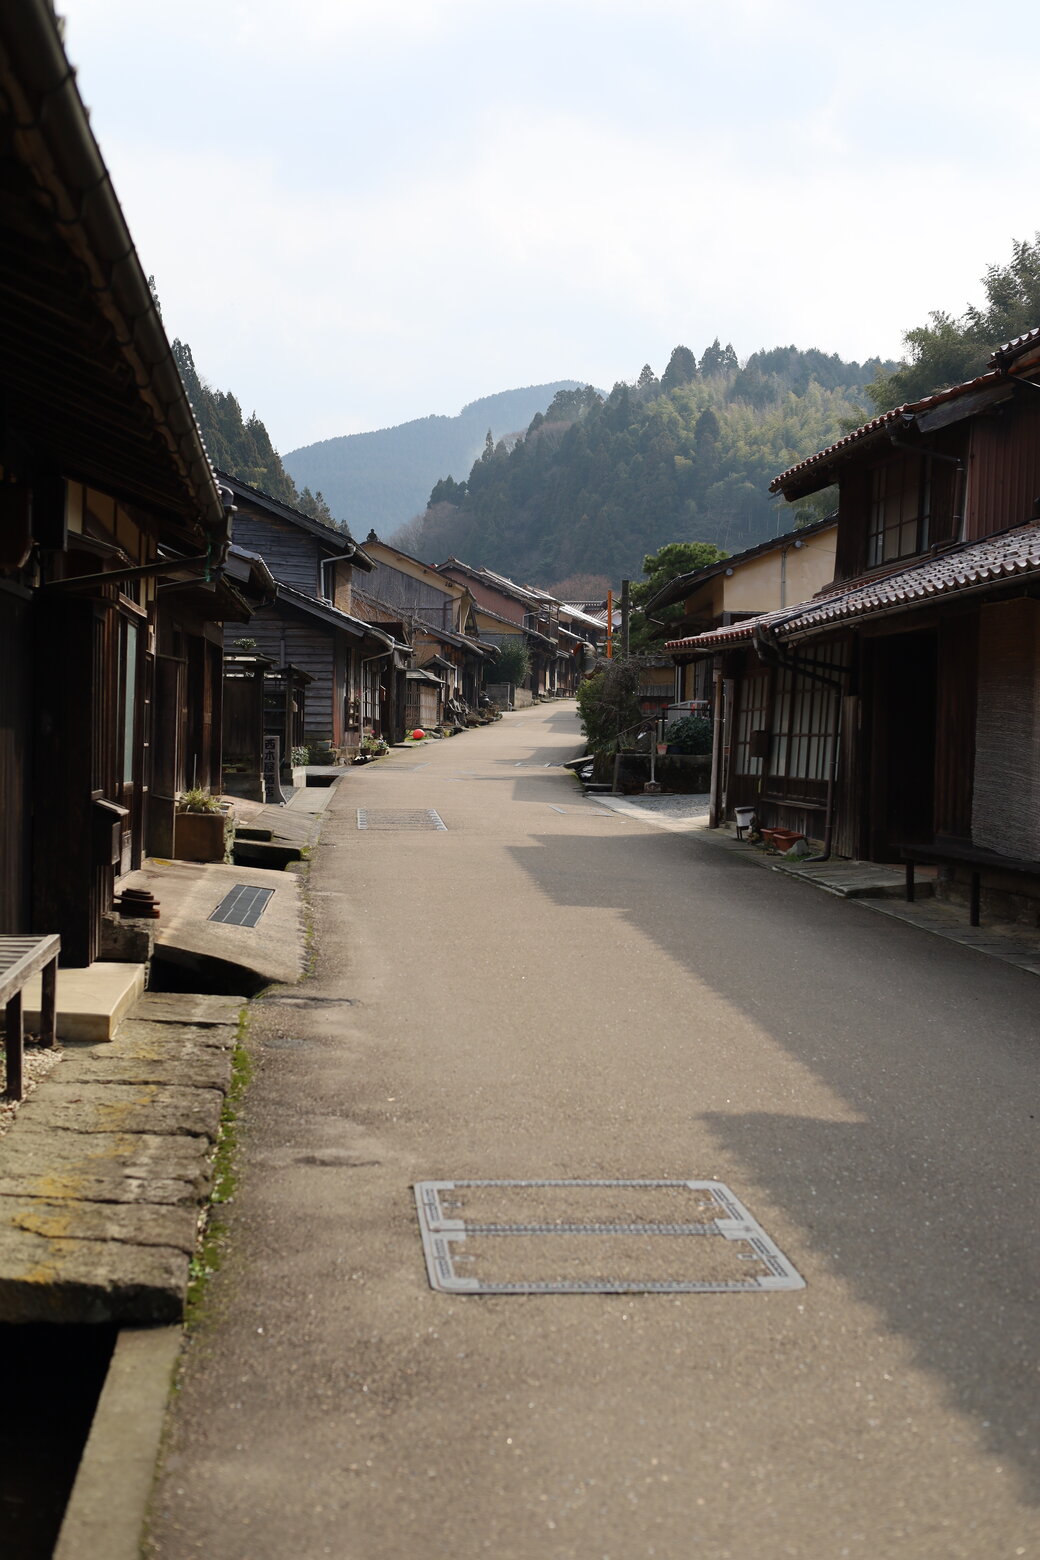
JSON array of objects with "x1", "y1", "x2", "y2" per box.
[
  {"x1": 0, "y1": 2, "x2": 236, "y2": 964},
  {"x1": 219, "y1": 474, "x2": 399, "y2": 757},
  {"x1": 668, "y1": 343, "x2": 1040, "y2": 917}
]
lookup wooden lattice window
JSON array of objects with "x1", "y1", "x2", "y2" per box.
[
  {"x1": 733, "y1": 672, "x2": 769, "y2": 776},
  {"x1": 767, "y1": 643, "x2": 849, "y2": 801},
  {"x1": 867, "y1": 454, "x2": 930, "y2": 568}
]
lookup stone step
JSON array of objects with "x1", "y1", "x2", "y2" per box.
[{"x1": 21, "y1": 961, "x2": 146, "y2": 1042}]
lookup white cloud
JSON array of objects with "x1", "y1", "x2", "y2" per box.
[{"x1": 61, "y1": 0, "x2": 1040, "y2": 448}]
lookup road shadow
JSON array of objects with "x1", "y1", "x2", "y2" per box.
[{"x1": 506, "y1": 825, "x2": 1040, "y2": 1501}]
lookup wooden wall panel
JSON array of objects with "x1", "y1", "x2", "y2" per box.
[{"x1": 934, "y1": 611, "x2": 978, "y2": 841}]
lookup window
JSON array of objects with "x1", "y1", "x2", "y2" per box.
[
  {"x1": 867, "y1": 455, "x2": 929, "y2": 568},
  {"x1": 733, "y1": 672, "x2": 769, "y2": 777},
  {"x1": 766, "y1": 643, "x2": 849, "y2": 801}
]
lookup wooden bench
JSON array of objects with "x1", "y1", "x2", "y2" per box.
[
  {"x1": 0, "y1": 935, "x2": 60, "y2": 1101},
  {"x1": 901, "y1": 842, "x2": 1040, "y2": 928}
]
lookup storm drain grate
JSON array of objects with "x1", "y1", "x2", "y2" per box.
[
  {"x1": 208, "y1": 885, "x2": 274, "y2": 927},
  {"x1": 414, "y1": 1179, "x2": 804, "y2": 1294},
  {"x1": 357, "y1": 808, "x2": 447, "y2": 831}
]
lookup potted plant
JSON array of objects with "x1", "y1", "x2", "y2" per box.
[{"x1": 174, "y1": 787, "x2": 233, "y2": 863}]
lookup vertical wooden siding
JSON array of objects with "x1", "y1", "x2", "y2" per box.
[
  {"x1": 965, "y1": 398, "x2": 1040, "y2": 540},
  {"x1": 934, "y1": 611, "x2": 978, "y2": 841},
  {"x1": 0, "y1": 588, "x2": 32, "y2": 932}
]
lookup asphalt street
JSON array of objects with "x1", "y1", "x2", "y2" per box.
[{"x1": 149, "y1": 702, "x2": 1040, "y2": 1560}]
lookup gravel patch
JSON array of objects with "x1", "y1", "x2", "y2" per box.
[
  {"x1": 0, "y1": 1043, "x2": 64, "y2": 1136},
  {"x1": 611, "y1": 792, "x2": 710, "y2": 818}
]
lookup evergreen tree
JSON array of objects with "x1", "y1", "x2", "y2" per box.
[
  {"x1": 171, "y1": 338, "x2": 343, "y2": 527},
  {"x1": 660, "y1": 344, "x2": 698, "y2": 391},
  {"x1": 867, "y1": 232, "x2": 1040, "y2": 412}
]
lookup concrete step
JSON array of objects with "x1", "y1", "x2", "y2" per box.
[{"x1": 21, "y1": 961, "x2": 146, "y2": 1042}]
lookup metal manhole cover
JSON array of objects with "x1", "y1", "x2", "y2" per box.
[
  {"x1": 208, "y1": 885, "x2": 274, "y2": 927},
  {"x1": 414, "y1": 1179, "x2": 804, "y2": 1294},
  {"x1": 356, "y1": 809, "x2": 447, "y2": 831}
]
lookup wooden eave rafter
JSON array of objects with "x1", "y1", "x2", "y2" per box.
[{"x1": 0, "y1": 4, "x2": 226, "y2": 544}]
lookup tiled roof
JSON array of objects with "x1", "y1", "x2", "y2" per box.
[
  {"x1": 768, "y1": 373, "x2": 1002, "y2": 496},
  {"x1": 989, "y1": 326, "x2": 1040, "y2": 367},
  {"x1": 665, "y1": 522, "x2": 1040, "y2": 652}
]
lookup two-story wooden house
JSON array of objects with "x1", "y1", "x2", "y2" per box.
[
  {"x1": 653, "y1": 518, "x2": 838, "y2": 708},
  {"x1": 1, "y1": 2, "x2": 239, "y2": 965},
  {"x1": 353, "y1": 536, "x2": 491, "y2": 727},
  {"x1": 218, "y1": 474, "x2": 399, "y2": 758},
  {"x1": 667, "y1": 344, "x2": 1040, "y2": 919}
]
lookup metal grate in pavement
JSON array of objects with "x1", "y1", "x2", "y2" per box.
[
  {"x1": 357, "y1": 809, "x2": 447, "y2": 831},
  {"x1": 414, "y1": 1179, "x2": 804, "y2": 1294},
  {"x1": 208, "y1": 885, "x2": 274, "y2": 927}
]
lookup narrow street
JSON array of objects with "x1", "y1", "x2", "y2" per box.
[{"x1": 150, "y1": 702, "x2": 1039, "y2": 1560}]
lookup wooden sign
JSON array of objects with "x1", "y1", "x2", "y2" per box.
[{"x1": 262, "y1": 733, "x2": 285, "y2": 805}]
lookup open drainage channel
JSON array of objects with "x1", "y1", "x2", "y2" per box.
[
  {"x1": 0, "y1": 1323, "x2": 116, "y2": 1559},
  {"x1": 414, "y1": 1180, "x2": 804, "y2": 1294}
]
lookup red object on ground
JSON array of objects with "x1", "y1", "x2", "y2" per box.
[
  {"x1": 759, "y1": 828, "x2": 806, "y2": 852},
  {"x1": 412, "y1": 729, "x2": 426, "y2": 741}
]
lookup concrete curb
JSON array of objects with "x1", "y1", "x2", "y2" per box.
[{"x1": 53, "y1": 1325, "x2": 182, "y2": 1560}]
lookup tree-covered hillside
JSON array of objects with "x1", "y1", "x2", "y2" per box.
[
  {"x1": 866, "y1": 233, "x2": 1040, "y2": 413},
  {"x1": 283, "y1": 383, "x2": 583, "y2": 535},
  {"x1": 395, "y1": 343, "x2": 889, "y2": 581},
  {"x1": 172, "y1": 341, "x2": 335, "y2": 524}
]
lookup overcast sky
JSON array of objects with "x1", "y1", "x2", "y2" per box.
[{"x1": 62, "y1": 0, "x2": 1040, "y2": 453}]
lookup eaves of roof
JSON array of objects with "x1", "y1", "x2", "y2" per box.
[
  {"x1": 274, "y1": 582, "x2": 394, "y2": 644},
  {"x1": 665, "y1": 521, "x2": 1040, "y2": 653},
  {"x1": 989, "y1": 326, "x2": 1040, "y2": 369},
  {"x1": 219, "y1": 471, "x2": 372, "y2": 565},
  {"x1": 769, "y1": 374, "x2": 1011, "y2": 499},
  {"x1": 0, "y1": 1, "x2": 225, "y2": 540},
  {"x1": 644, "y1": 515, "x2": 837, "y2": 614},
  {"x1": 413, "y1": 619, "x2": 490, "y2": 656}
]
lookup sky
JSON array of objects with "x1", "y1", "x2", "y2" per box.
[{"x1": 61, "y1": 0, "x2": 1040, "y2": 453}]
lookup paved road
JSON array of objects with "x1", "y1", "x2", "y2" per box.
[{"x1": 150, "y1": 703, "x2": 1040, "y2": 1559}]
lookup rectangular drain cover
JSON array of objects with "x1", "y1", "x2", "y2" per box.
[
  {"x1": 357, "y1": 809, "x2": 447, "y2": 831},
  {"x1": 208, "y1": 885, "x2": 274, "y2": 928},
  {"x1": 414, "y1": 1179, "x2": 804, "y2": 1294}
]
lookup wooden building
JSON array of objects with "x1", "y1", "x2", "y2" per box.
[
  {"x1": 352, "y1": 536, "x2": 491, "y2": 727},
  {"x1": 219, "y1": 474, "x2": 399, "y2": 756},
  {"x1": 668, "y1": 346, "x2": 1040, "y2": 917},
  {"x1": 653, "y1": 518, "x2": 837, "y2": 708},
  {"x1": 0, "y1": 3, "x2": 237, "y2": 964}
]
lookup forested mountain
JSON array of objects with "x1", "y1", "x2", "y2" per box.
[
  {"x1": 393, "y1": 343, "x2": 890, "y2": 583},
  {"x1": 282, "y1": 383, "x2": 582, "y2": 535},
  {"x1": 172, "y1": 341, "x2": 335, "y2": 524}
]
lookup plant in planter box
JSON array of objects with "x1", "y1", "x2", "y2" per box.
[
  {"x1": 175, "y1": 788, "x2": 233, "y2": 862},
  {"x1": 361, "y1": 736, "x2": 388, "y2": 757},
  {"x1": 290, "y1": 745, "x2": 310, "y2": 767}
]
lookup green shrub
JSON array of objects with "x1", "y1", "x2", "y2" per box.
[
  {"x1": 493, "y1": 639, "x2": 531, "y2": 688},
  {"x1": 664, "y1": 714, "x2": 713, "y2": 755}
]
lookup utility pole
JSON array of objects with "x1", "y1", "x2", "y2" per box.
[
  {"x1": 605, "y1": 588, "x2": 613, "y2": 659},
  {"x1": 620, "y1": 579, "x2": 630, "y2": 659}
]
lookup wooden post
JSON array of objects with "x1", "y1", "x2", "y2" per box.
[
  {"x1": 605, "y1": 590, "x2": 613, "y2": 659},
  {"x1": 620, "y1": 580, "x2": 630, "y2": 658},
  {"x1": 41, "y1": 955, "x2": 58, "y2": 1048},
  {"x1": 4, "y1": 989, "x2": 23, "y2": 1101}
]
